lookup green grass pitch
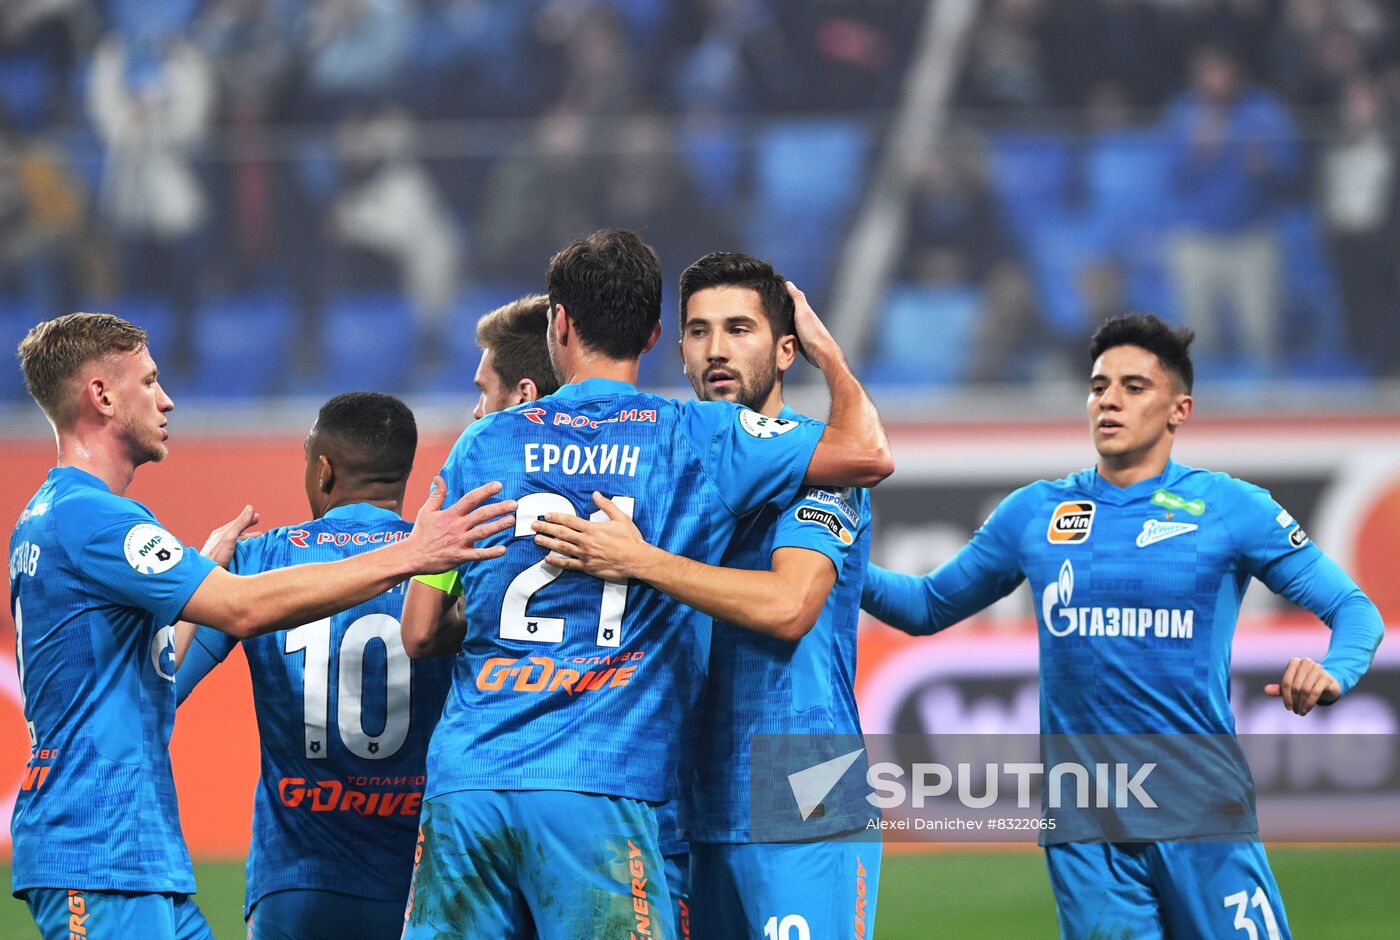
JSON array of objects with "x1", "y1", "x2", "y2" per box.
[{"x1": 3, "y1": 846, "x2": 1396, "y2": 937}]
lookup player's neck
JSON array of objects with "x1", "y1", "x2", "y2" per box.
[
  {"x1": 56, "y1": 428, "x2": 137, "y2": 496},
  {"x1": 556, "y1": 349, "x2": 640, "y2": 387},
  {"x1": 1096, "y1": 449, "x2": 1171, "y2": 489},
  {"x1": 753, "y1": 385, "x2": 785, "y2": 418},
  {"x1": 321, "y1": 493, "x2": 403, "y2": 517}
]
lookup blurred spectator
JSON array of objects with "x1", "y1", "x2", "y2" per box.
[
  {"x1": 902, "y1": 142, "x2": 1005, "y2": 285},
  {"x1": 0, "y1": 125, "x2": 112, "y2": 310},
  {"x1": 86, "y1": 23, "x2": 215, "y2": 334},
  {"x1": 670, "y1": 0, "x2": 796, "y2": 113},
  {"x1": 600, "y1": 114, "x2": 734, "y2": 283},
  {"x1": 328, "y1": 106, "x2": 462, "y2": 343},
  {"x1": 301, "y1": 0, "x2": 412, "y2": 112},
  {"x1": 967, "y1": 261, "x2": 1042, "y2": 384},
  {"x1": 963, "y1": 0, "x2": 1051, "y2": 111},
  {"x1": 1161, "y1": 43, "x2": 1301, "y2": 370},
  {"x1": 197, "y1": 0, "x2": 298, "y2": 287},
  {"x1": 534, "y1": 3, "x2": 640, "y2": 115},
  {"x1": 1320, "y1": 75, "x2": 1400, "y2": 376},
  {"x1": 0, "y1": 0, "x2": 100, "y2": 129},
  {"x1": 476, "y1": 108, "x2": 604, "y2": 282}
]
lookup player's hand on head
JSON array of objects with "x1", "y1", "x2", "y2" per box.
[
  {"x1": 409, "y1": 477, "x2": 516, "y2": 573},
  {"x1": 787, "y1": 280, "x2": 841, "y2": 370},
  {"x1": 200, "y1": 504, "x2": 261, "y2": 568},
  {"x1": 531, "y1": 491, "x2": 644, "y2": 582},
  {"x1": 1264, "y1": 657, "x2": 1341, "y2": 716}
]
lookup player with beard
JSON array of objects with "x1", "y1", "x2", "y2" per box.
[{"x1": 532, "y1": 251, "x2": 879, "y2": 938}]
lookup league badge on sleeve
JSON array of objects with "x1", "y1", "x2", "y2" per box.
[
  {"x1": 123, "y1": 523, "x2": 185, "y2": 574},
  {"x1": 739, "y1": 409, "x2": 798, "y2": 439}
]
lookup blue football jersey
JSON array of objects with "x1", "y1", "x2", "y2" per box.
[
  {"x1": 428, "y1": 379, "x2": 824, "y2": 803},
  {"x1": 177, "y1": 503, "x2": 452, "y2": 913},
  {"x1": 863, "y1": 460, "x2": 1384, "y2": 736},
  {"x1": 686, "y1": 407, "x2": 872, "y2": 843},
  {"x1": 8, "y1": 467, "x2": 217, "y2": 894}
]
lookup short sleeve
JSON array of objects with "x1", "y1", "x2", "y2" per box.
[
  {"x1": 228, "y1": 531, "x2": 271, "y2": 577},
  {"x1": 679, "y1": 401, "x2": 823, "y2": 517},
  {"x1": 770, "y1": 486, "x2": 867, "y2": 572},
  {"x1": 62, "y1": 515, "x2": 217, "y2": 627}
]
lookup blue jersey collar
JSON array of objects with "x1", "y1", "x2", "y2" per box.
[
  {"x1": 50, "y1": 465, "x2": 111, "y2": 492},
  {"x1": 1089, "y1": 459, "x2": 1183, "y2": 500},
  {"x1": 551, "y1": 378, "x2": 638, "y2": 399},
  {"x1": 320, "y1": 502, "x2": 404, "y2": 523}
]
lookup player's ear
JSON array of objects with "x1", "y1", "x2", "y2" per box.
[
  {"x1": 86, "y1": 374, "x2": 115, "y2": 416},
  {"x1": 775, "y1": 333, "x2": 797, "y2": 373},
  {"x1": 317, "y1": 453, "x2": 334, "y2": 493},
  {"x1": 553, "y1": 304, "x2": 570, "y2": 347},
  {"x1": 516, "y1": 377, "x2": 539, "y2": 404},
  {"x1": 641, "y1": 321, "x2": 662, "y2": 355},
  {"x1": 1169, "y1": 393, "x2": 1194, "y2": 430}
]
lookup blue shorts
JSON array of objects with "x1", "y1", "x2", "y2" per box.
[
  {"x1": 403, "y1": 789, "x2": 674, "y2": 940},
  {"x1": 248, "y1": 889, "x2": 406, "y2": 940},
  {"x1": 690, "y1": 838, "x2": 881, "y2": 939},
  {"x1": 1045, "y1": 841, "x2": 1291, "y2": 940},
  {"x1": 665, "y1": 848, "x2": 691, "y2": 940},
  {"x1": 25, "y1": 888, "x2": 212, "y2": 940}
]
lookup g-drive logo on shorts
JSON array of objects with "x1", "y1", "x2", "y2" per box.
[{"x1": 1047, "y1": 501, "x2": 1095, "y2": 544}]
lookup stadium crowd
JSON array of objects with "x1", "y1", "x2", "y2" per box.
[{"x1": 0, "y1": 0, "x2": 1397, "y2": 394}]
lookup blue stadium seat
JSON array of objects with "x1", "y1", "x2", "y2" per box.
[
  {"x1": 1024, "y1": 218, "x2": 1110, "y2": 339},
  {"x1": 188, "y1": 292, "x2": 296, "y2": 398},
  {"x1": 752, "y1": 119, "x2": 873, "y2": 219},
  {"x1": 321, "y1": 292, "x2": 416, "y2": 394},
  {"x1": 986, "y1": 131, "x2": 1075, "y2": 247},
  {"x1": 1084, "y1": 129, "x2": 1174, "y2": 238},
  {"x1": 679, "y1": 119, "x2": 745, "y2": 205},
  {"x1": 863, "y1": 284, "x2": 981, "y2": 386}
]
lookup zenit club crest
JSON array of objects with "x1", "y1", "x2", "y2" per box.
[{"x1": 1047, "y1": 501, "x2": 1096, "y2": 544}]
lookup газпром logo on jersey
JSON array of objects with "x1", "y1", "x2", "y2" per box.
[
  {"x1": 1041, "y1": 559, "x2": 1194, "y2": 640},
  {"x1": 1046, "y1": 501, "x2": 1095, "y2": 544}
]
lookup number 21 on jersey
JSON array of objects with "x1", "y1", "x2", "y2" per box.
[{"x1": 500, "y1": 492, "x2": 635, "y2": 648}]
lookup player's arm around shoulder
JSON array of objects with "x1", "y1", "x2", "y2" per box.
[
  {"x1": 532, "y1": 491, "x2": 838, "y2": 642},
  {"x1": 1218, "y1": 473, "x2": 1385, "y2": 715},
  {"x1": 181, "y1": 477, "x2": 515, "y2": 640}
]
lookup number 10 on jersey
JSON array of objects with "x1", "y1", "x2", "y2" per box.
[{"x1": 500, "y1": 492, "x2": 635, "y2": 648}]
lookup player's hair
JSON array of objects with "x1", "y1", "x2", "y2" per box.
[
  {"x1": 1089, "y1": 314, "x2": 1195, "y2": 393},
  {"x1": 18, "y1": 312, "x2": 149, "y2": 428},
  {"x1": 678, "y1": 251, "x2": 795, "y2": 340},
  {"x1": 313, "y1": 392, "x2": 417, "y2": 482},
  {"x1": 545, "y1": 228, "x2": 662, "y2": 360},
  {"x1": 476, "y1": 294, "x2": 560, "y2": 396}
]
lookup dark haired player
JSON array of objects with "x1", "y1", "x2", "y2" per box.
[
  {"x1": 862, "y1": 314, "x2": 1384, "y2": 939},
  {"x1": 399, "y1": 229, "x2": 893, "y2": 937},
  {"x1": 8, "y1": 314, "x2": 512, "y2": 940},
  {"x1": 177, "y1": 393, "x2": 449, "y2": 940},
  {"x1": 533, "y1": 251, "x2": 879, "y2": 938}
]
